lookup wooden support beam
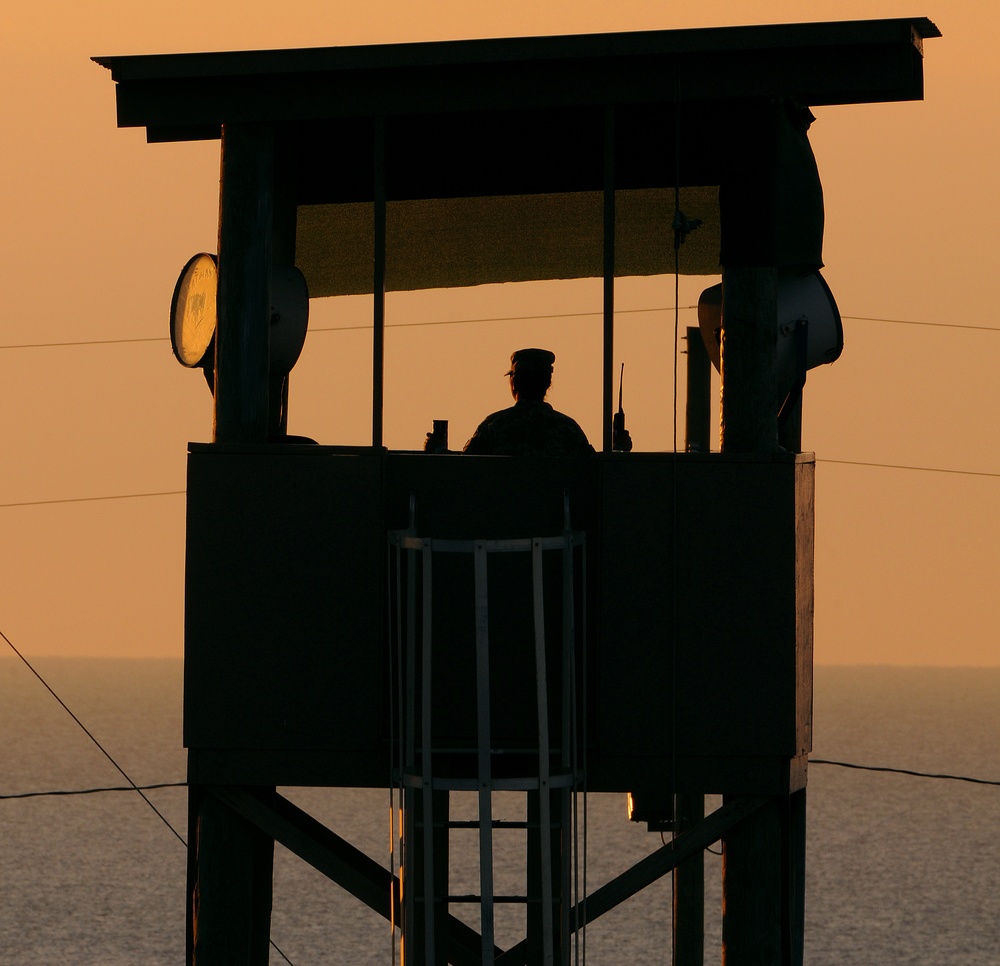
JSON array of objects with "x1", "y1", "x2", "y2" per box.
[
  {"x1": 186, "y1": 785, "x2": 199, "y2": 965},
  {"x1": 372, "y1": 117, "x2": 386, "y2": 449},
  {"x1": 672, "y1": 792, "x2": 705, "y2": 966},
  {"x1": 685, "y1": 326, "x2": 712, "y2": 452},
  {"x1": 213, "y1": 786, "x2": 500, "y2": 966},
  {"x1": 720, "y1": 266, "x2": 779, "y2": 454},
  {"x1": 576, "y1": 796, "x2": 765, "y2": 932},
  {"x1": 190, "y1": 787, "x2": 273, "y2": 965},
  {"x1": 214, "y1": 785, "x2": 391, "y2": 913},
  {"x1": 602, "y1": 105, "x2": 615, "y2": 454},
  {"x1": 717, "y1": 243, "x2": 789, "y2": 966},
  {"x1": 781, "y1": 789, "x2": 807, "y2": 966},
  {"x1": 214, "y1": 122, "x2": 274, "y2": 444},
  {"x1": 498, "y1": 796, "x2": 768, "y2": 965},
  {"x1": 722, "y1": 796, "x2": 783, "y2": 966},
  {"x1": 269, "y1": 147, "x2": 298, "y2": 437}
]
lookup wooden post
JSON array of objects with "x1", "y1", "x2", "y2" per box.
[
  {"x1": 685, "y1": 326, "x2": 711, "y2": 453},
  {"x1": 249, "y1": 817, "x2": 275, "y2": 961},
  {"x1": 718, "y1": 264, "x2": 784, "y2": 965},
  {"x1": 677, "y1": 346, "x2": 709, "y2": 958},
  {"x1": 186, "y1": 785, "x2": 200, "y2": 965},
  {"x1": 191, "y1": 790, "x2": 273, "y2": 965},
  {"x1": 722, "y1": 796, "x2": 782, "y2": 966},
  {"x1": 269, "y1": 150, "x2": 298, "y2": 438},
  {"x1": 782, "y1": 789, "x2": 807, "y2": 966},
  {"x1": 672, "y1": 792, "x2": 705, "y2": 966},
  {"x1": 719, "y1": 266, "x2": 779, "y2": 454},
  {"x1": 372, "y1": 117, "x2": 386, "y2": 449},
  {"x1": 195, "y1": 123, "x2": 279, "y2": 966},
  {"x1": 214, "y1": 122, "x2": 274, "y2": 444},
  {"x1": 602, "y1": 105, "x2": 615, "y2": 454}
]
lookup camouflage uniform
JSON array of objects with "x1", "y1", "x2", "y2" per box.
[{"x1": 463, "y1": 400, "x2": 595, "y2": 457}]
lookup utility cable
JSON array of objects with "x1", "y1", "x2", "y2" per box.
[
  {"x1": 817, "y1": 458, "x2": 1000, "y2": 479},
  {"x1": 811, "y1": 758, "x2": 1000, "y2": 787},
  {"x1": 1, "y1": 628, "x2": 296, "y2": 964},
  {"x1": 0, "y1": 306, "x2": 699, "y2": 351},
  {"x1": 4, "y1": 308, "x2": 999, "y2": 352},
  {"x1": 1, "y1": 458, "x2": 997, "y2": 517},
  {"x1": 0, "y1": 335, "x2": 171, "y2": 350},
  {"x1": 309, "y1": 305, "x2": 697, "y2": 334},
  {"x1": 5, "y1": 759, "x2": 996, "y2": 801},
  {"x1": 1, "y1": 782, "x2": 186, "y2": 800},
  {"x1": 2, "y1": 460, "x2": 997, "y2": 516},
  {"x1": 0, "y1": 490, "x2": 185, "y2": 509},
  {"x1": 1, "y1": 626, "x2": 188, "y2": 847},
  {"x1": 842, "y1": 315, "x2": 1000, "y2": 333}
]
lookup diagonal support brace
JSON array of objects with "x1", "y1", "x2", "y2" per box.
[
  {"x1": 497, "y1": 796, "x2": 769, "y2": 965},
  {"x1": 209, "y1": 786, "x2": 503, "y2": 966}
]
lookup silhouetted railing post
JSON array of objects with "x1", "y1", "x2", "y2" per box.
[{"x1": 685, "y1": 326, "x2": 712, "y2": 452}]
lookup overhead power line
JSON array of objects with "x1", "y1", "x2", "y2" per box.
[
  {"x1": 5, "y1": 759, "x2": 997, "y2": 802},
  {"x1": 0, "y1": 335, "x2": 170, "y2": 350},
  {"x1": 1, "y1": 626, "x2": 295, "y2": 963},
  {"x1": 0, "y1": 490, "x2": 186, "y2": 509},
  {"x1": 811, "y1": 758, "x2": 1000, "y2": 787},
  {"x1": 4, "y1": 307, "x2": 998, "y2": 351},
  {"x1": 1, "y1": 782, "x2": 186, "y2": 801},
  {"x1": 0, "y1": 625, "x2": 186, "y2": 847},
  {"x1": 0, "y1": 306, "x2": 691, "y2": 350},
  {"x1": 307, "y1": 304, "x2": 698, "y2": 334},
  {"x1": 842, "y1": 315, "x2": 1000, "y2": 333},
  {"x1": 2, "y1": 458, "x2": 999, "y2": 514},
  {"x1": 308, "y1": 311, "x2": 1000, "y2": 336},
  {"x1": 817, "y1": 459, "x2": 1000, "y2": 479}
]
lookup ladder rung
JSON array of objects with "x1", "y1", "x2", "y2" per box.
[
  {"x1": 415, "y1": 819, "x2": 561, "y2": 831},
  {"x1": 443, "y1": 895, "x2": 531, "y2": 904},
  {"x1": 403, "y1": 773, "x2": 581, "y2": 791},
  {"x1": 416, "y1": 895, "x2": 546, "y2": 905},
  {"x1": 445, "y1": 820, "x2": 529, "y2": 830},
  {"x1": 403, "y1": 745, "x2": 569, "y2": 755}
]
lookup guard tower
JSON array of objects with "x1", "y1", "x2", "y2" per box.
[{"x1": 97, "y1": 17, "x2": 937, "y2": 965}]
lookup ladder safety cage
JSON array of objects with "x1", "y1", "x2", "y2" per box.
[{"x1": 388, "y1": 521, "x2": 587, "y2": 966}]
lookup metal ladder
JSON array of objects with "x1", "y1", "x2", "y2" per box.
[{"x1": 389, "y1": 512, "x2": 586, "y2": 966}]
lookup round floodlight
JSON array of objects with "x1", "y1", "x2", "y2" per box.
[
  {"x1": 170, "y1": 255, "x2": 309, "y2": 380},
  {"x1": 698, "y1": 269, "x2": 843, "y2": 387},
  {"x1": 170, "y1": 253, "x2": 218, "y2": 368},
  {"x1": 269, "y1": 265, "x2": 309, "y2": 376},
  {"x1": 774, "y1": 269, "x2": 843, "y2": 377}
]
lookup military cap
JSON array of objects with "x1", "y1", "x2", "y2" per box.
[{"x1": 505, "y1": 348, "x2": 555, "y2": 376}]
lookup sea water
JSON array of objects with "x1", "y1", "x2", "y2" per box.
[{"x1": 0, "y1": 660, "x2": 997, "y2": 965}]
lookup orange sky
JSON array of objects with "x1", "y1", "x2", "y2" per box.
[{"x1": 1, "y1": 1, "x2": 997, "y2": 663}]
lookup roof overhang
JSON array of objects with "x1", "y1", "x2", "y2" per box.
[
  {"x1": 95, "y1": 19, "x2": 939, "y2": 293},
  {"x1": 95, "y1": 18, "x2": 940, "y2": 135}
]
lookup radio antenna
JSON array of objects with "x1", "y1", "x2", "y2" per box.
[{"x1": 613, "y1": 363, "x2": 632, "y2": 451}]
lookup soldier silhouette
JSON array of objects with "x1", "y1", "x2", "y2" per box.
[{"x1": 462, "y1": 348, "x2": 594, "y2": 457}]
